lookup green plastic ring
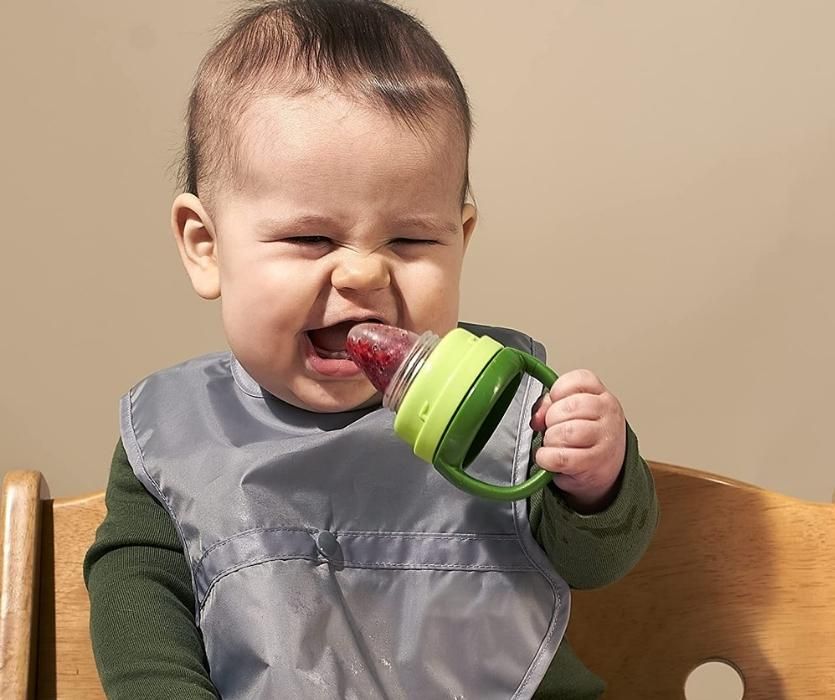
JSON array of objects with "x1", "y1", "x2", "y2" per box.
[{"x1": 432, "y1": 349, "x2": 558, "y2": 501}]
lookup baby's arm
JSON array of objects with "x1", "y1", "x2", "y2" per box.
[
  {"x1": 83, "y1": 441, "x2": 218, "y2": 699},
  {"x1": 528, "y1": 423, "x2": 658, "y2": 589}
]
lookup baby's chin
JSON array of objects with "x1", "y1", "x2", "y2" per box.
[{"x1": 269, "y1": 379, "x2": 382, "y2": 414}]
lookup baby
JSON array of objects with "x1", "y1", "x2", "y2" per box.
[{"x1": 84, "y1": 2, "x2": 658, "y2": 698}]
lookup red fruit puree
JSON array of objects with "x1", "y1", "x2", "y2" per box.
[{"x1": 346, "y1": 323, "x2": 419, "y2": 394}]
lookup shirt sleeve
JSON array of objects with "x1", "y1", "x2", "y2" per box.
[
  {"x1": 83, "y1": 440, "x2": 218, "y2": 699},
  {"x1": 528, "y1": 422, "x2": 659, "y2": 589}
]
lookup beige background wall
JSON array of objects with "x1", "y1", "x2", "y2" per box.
[{"x1": 2, "y1": 0, "x2": 833, "y2": 505}]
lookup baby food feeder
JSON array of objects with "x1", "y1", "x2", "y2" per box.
[{"x1": 346, "y1": 323, "x2": 558, "y2": 501}]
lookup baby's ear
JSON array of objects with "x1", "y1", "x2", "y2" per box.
[
  {"x1": 171, "y1": 193, "x2": 220, "y2": 300},
  {"x1": 461, "y1": 202, "x2": 477, "y2": 251}
]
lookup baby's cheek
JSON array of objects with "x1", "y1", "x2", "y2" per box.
[{"x1": 411, "y1": 269, "x2": 461, "y2": 311}]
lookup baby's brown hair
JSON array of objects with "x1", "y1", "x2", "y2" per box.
[{"x1": 180, "y1": 0, "x2": 472, "y2": 203}]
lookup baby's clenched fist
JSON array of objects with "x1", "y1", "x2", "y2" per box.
[{"x1": 529, "y1": 369, "x2": 626, "y2": 513}]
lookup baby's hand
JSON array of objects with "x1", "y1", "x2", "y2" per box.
[{"x1": 529, "y1": 369, "x2": 626, "y2": 513}]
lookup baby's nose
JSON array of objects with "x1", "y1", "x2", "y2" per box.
[{"x1": 331, "y1": 251, "x2": 391, "y2": 292}]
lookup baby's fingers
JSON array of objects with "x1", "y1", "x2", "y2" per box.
[
  {"x1": 534, "y1": 445, "x2": 599, "y2": 475},
  {"x1": 544, "y1": 392, "x2": 603, "y2": 427},
  {"x1": 529, "y1": 392, "x2": 552, "y2": 432},
  {"x1": 543, "y1": 419, "x2": 599, "y2": 450},
  {"x1": 549, "y1": 369, "x2": 606, "y2": 403}
]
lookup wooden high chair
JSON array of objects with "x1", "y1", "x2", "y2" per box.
[
  {"x1": 568, "y1": 463, "x2": 835, "y2": 699},
  {"x1": 1, "y1": 463, "x2": 833, "y2": 699},
  {"x1": 1, "y1": 471, "x2": 106, "y2": 699}
]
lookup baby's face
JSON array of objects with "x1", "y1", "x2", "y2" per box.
[{"x1": 201, "y1": 91, "x2": 474, "y2": 412}]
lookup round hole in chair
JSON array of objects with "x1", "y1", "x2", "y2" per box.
[{"x1": 685, "y1": 660, "x2": 745, "y2": 700}]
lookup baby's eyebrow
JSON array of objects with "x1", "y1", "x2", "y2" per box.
[
  {"x1": 256, "y1": 214, "x2": 344, "y2": 235},
  {"x1": 391, "y1": 216, "x2": 458, "y2": 236},
  {"x1": 255, "y1": 214, "x2": 458, "y2": 237}
]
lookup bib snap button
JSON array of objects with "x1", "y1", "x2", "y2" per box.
[{"x1": 315, "y1": 530, "x2": 339, "y2": 559}]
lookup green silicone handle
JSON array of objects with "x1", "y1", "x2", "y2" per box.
[{"x1": 433, "y1": 350, "x2": 558, "y2": 501}]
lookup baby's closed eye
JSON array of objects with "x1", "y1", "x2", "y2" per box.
[
  {"x1": 284, "y1": 236, "x2": 331, "y2": 245},
  {"x1": 390, "y1": 237, "x2": 440, "y2": 246}
]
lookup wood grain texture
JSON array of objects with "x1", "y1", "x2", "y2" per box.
[
  {"x1": 569, "y1": 461, "x2": 835, "y2": 699},
  {"x1": 0, "y1": 471, "x2": 43, "y2": 700},
  {"x1": 35, "y1": 491, "x2": 106, "y2": 699}
]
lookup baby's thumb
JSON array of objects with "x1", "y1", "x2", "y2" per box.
[{"x1": 529, "y1": 393, "x2": 552, "y2": 432}]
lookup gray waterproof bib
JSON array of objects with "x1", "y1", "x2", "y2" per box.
[{"x1": 120, "y1": 324, "x2": 570, "y2": 699}]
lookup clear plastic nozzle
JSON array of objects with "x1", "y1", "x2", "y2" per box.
[{"x1": 346, "y1": 323, "x2": 439, "y2": 411}]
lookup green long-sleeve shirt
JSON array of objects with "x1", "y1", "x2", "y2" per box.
[{"x1": 84, "y1": 425, "x2": 657, "y2": 699}]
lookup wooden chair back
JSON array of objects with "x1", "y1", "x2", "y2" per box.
[
  {"x1": 1, "y1": 470, "x2": 106, "y2": 699},
  {"x1": 569, "y1": 462, "x2": 835, "y2": 699},
  {"x1": 1, "y1": 463, "x2": 834, "y2": 698}
]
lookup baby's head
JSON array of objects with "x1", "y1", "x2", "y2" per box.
[{"x1": 172, "y1": 0, "x2": 477, "y2": 412}]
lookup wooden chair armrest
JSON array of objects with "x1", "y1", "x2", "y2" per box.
[{"x1": 1, "y1": 470, "x2": 45, "y2": 700}]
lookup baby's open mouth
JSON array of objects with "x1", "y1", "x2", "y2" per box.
[{"x1": 306, "y1": 319, "x2": 382, "y2": 360}]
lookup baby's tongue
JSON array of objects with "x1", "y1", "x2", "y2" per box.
[{"x1": 308, "y1": 321, "x2": 357, "y2": 356}]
